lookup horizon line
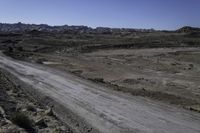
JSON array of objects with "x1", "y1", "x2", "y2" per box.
[{"x1": 0, "y1": 21, "x2": 199, "y2": 31}]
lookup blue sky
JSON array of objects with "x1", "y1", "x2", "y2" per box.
[{"x1": 0, "y1": 0, "x2": 199, "y2": 30}]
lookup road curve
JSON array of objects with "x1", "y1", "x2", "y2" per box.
[{"x1": 0, "y1": 53, "x2": 200, "y2": 133}]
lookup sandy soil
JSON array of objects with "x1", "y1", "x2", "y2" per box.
[
  {"x1": 0, "y1": 51, "x2": 200, "y2": 133},
  {"x1": 27, "y1": 47, "x2": 200, "y2": 111}
]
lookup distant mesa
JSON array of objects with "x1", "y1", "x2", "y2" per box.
[{"x1": 177, "y1": 26, "x2": 200, "y2": 33}]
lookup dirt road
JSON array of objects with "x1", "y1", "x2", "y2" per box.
[{"x1": 0, "y1": 52, "x2": 200, "y2": 133}]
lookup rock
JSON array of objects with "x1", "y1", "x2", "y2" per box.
[
  {"x1": 44, "y1": 119, "x2": 50, "y2": 123},
  {"x1": 26, "y1": 104, "x2": 36, "y2": 112},
  {"x1": 21, "y1": 108, "x2": 27, "y2": 112},
  {"x1": 60, "y1": 126, "x2": 66, "y2": 131},
  {"x1": 45, "y1": 108, "x2": 53, "y2": 116},
  {"x1": 16, "y1": 106, "x2": 22, "y2": 112},
  {"x1": 0, "y1": 120, "x2": 8, "y2": 126},
  {"x1": 4, "y1": 119, "x2": 12, "y2": 124},
  {"x1": 35, "y1": 118, "x2": 47, "y2": 128},
  {"x1": 33, "y1": 112, "x2": 38, "y2": 116},
  {"x1": 17, "y1": 93, "x2": 23, "y2": 97},
  {"x1": 87, "y1": 127, "x2": 93, "y2": 132},
  {"x1": 0, "y1": 106, "x2": 6, "y2": 118},
  {"x1": 189, "y1": 105, "x2": 200, "y2": 113},
  {"x1": 6, "y1": 125, "x2": 24, "y2": 133},
  {"x1": 189, "y1": 64, "x2": 194, "y2": 68},
  {"x1": 36, "y1": 108, "x2": 44, "y2": 112}
]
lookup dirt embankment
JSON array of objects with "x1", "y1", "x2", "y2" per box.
[{"x1": 0, "y1": 69, "x2": 73, "y2": 133}]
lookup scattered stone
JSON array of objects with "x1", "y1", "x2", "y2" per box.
[
  {"x1": 123, "y1": 79, "x2": 139, "y2": 84},
  {"x1": 0, "y1": 120, "x2": 8, "y2": 126},
  {"x1": 35, "y1": 118, "x2": 47, "y2": 128},
  {"x1": 0, "y1": 106, "x2": 6, "y2": 118},
  {"x1": 44, "y1": 118, "x2": 50, "y2": 123},
  {"x1": 87, "y1": 127, "x2": 93, "y2": 132},
  {"x1": 71, "y1": 70, "x2": 83, "y2": 75},
  {"x1": 32, "y1": 112, "x2": 37, "y2": 116},
  {"x1": 60, "y1": 126, "x2": 67, "y2": 131},
  {"x1": 6, "y1": 125, "x2": 27, "y2": 133},
  {"x1": 76, "y1": 123, "x2": 79, "y2": 127},
  {"x1": 189, "y1": 105, "x2": 200, "y2": 113},
  {"x1": 21, "y1": 108, "x2": 27, "y2": 112},
  {"x1": 0, "y1": 70, "x2": 71, "y2": 132},
  {"x1": 16, "y1": 106, "x2": 22, "y2": 112},
  {"x1": 26, "y1": 104, "x2": 36, "y2": 112},
  {"x1": 36, "y1": 108, "x2": 44, "y2": 112},
  {"x1": 45, "y1": 108, "x2": 53, "y2": 116},
  {"x1": 189, "y1": 64, "x2": 194, "y2": 68},
  {"x1": 142, "y1": 88, "x2": 146, "y2": 91},
  {"x1": 137, "y1": 77, "x2": 144, "y2": 80}
]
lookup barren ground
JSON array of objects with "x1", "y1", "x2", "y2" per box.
[
  {"x1": 25, "y1": 47, "x2": 200, "y2": 112},
  {"x1": 0, "y1": 52, "x2": 200, "y2": 133},
  {"x1": 1, "y1": 31, "x2": 200, "y2": 132}
]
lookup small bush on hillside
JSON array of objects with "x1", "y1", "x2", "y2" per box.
[{"x1": 11, "y1": 112, "x2": 33, "y2": 130}]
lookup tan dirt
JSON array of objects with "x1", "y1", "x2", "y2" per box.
[{"x1": 0, "y1": 51, "x2": 200, "y2": 133}]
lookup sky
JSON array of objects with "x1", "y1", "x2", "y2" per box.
[{"x1": 0, "y1": 0, "x2": 199, "y2": 30}]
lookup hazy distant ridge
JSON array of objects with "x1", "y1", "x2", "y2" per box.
[
  {"x1": 0, "y1": 22, "x2": 156, "y2": 33},
  {"x1": 0, "y1": 22, "x2": 199, "y2": 34}
]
